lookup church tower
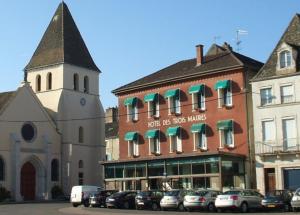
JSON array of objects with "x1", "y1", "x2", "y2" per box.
[{"x1": 24, "y1": 2, "x2": 105, "y2": 192}]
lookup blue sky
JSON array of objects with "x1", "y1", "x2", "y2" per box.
[{"x1": 0, "y1": 0, "x2": 299, "y2": 109}]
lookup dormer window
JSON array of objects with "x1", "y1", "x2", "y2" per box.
[{"x1": 280, "y1": 50, "x2": 292, "y2": 68}]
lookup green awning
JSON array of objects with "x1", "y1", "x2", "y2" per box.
[
  {"x1": 145, "y1": 129, "x2": 159, "y2": 138},
  {"x1": 217, "y1": 120, "x2": 233, "y2": 130},
  {"x1": 144, "y1": 93, "x2": 158, "y2": 102},
  {"x1": 124, "y1": 131, "x2": 138, "y2": 141},
  {"x1": 214, "y1": 80, "x2": 230, "y2": 90},
  {"x1": 191, "y1": 123, "x2": 206, "y2": 133},
  {"x1": 166, "y1": 126, "x2": 180, "y2": 136},
  {"x1": 188, "y1": 84, "x2": 204, "y2": 94},
  {"x1": 164, "y1": 89, "x2": 179, "y2": 98},
  {"x1": 124, "y1": 97, "x2": 137, "y2": 106}
]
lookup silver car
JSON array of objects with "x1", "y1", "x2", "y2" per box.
[
  {"x1": 184, "y1": 189, "x2": 222, "y2": 212},
  {"x1": 291, "y1": 188, "x2": 300, "y2": 211},
  {"x1": 215, "y1": 189, "x2": 263, "y2": 213},
  {"x1": 160, "y1": 190, "x2": 186, "y2": 211}
]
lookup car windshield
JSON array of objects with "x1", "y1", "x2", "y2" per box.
[
  {"x1": 164, "y1": 191, "x2": 180, "y2": 196},
  {"x1": 137, "y1": 191, "x2": 151, "y2": 197},
  {"x1": 224, "y1": 190, "x2": 241, "y2": 195},
  {"x1": 186, "y1": 190, "x2": 208, "y2": 196},
  {"x1": 267, "y1": 191, "x2": 282, "y2": 197}
]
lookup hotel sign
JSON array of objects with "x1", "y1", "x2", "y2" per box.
[{"x1": 147, "y1": 114, "x2": 206, "y2": 128}]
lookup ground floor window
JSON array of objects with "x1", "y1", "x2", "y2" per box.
[{"x1": 193, "y1": 177, "x2": 211, "y2": 189}]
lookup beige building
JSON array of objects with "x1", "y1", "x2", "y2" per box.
[
  {"x1": 0, "y1": 2, "x2": 105, "y2": 201},
  {"x1": 105, "y1": 107, "x2": 119, "y2": 161},
  {"x1": 252, "y1": 14, "x2": 300, "y2": 194}
]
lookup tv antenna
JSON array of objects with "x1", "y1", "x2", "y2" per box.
[{"x1": 236, "y1": 29, "x2": 248, "y2": 52}]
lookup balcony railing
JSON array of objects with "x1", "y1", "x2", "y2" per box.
[{"x1": 255, "y1": 138, "x2": 300, "y2": 155}]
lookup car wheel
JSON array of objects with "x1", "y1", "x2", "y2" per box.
[
  {"x1": 123, "y1": 202, "x2": 129, "y2": 209},
  {"x1": 207, "y1": 203, "x2": 215, "y2": 212},
  {"x1": 72, "y1": 203, "x2": 79, "y2": 207},
  {"x1": 240, "y1": 202, "x2": 248, "y2": 213},
  {"x1": 152, "y1": 203, "x2": 159, "y2": 211},
  {"x1": 178, "y1": 203, "x2": 185, "y2": 212}
]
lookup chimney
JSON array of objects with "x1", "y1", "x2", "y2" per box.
[{"x1": 196, "y1": 44, "x2": 204, "y2": 66}]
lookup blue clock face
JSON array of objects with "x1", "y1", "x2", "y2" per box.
[{"x1": 80, "y1": 98, "x2": 86, "y2": 106}]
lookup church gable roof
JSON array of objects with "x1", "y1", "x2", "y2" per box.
[
  {"x1": 0, "y1": 91, "x2": 16, "y2": 113},
  {"x1": 253, "y1": 14, "x2": 300, "y2": 81},
  {"x1": 24, "y1": 2, "x2": 100, "y2": 72}
]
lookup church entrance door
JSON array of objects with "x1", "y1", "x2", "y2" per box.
[{"x1": 21, "y1": 162, "x2": 36, "y2": 200}]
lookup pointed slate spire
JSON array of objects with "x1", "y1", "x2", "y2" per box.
[{"x1": 24, "y1": 2, "x2": 100, "y2": 72}]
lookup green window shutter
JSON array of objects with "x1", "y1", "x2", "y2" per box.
[
  {"x1": 214, "y1": 80, "x2": 230, "y2": 90},
  {"x1": 188, "y1": 84, "x2": 204, "y2": 94},
  {"x1": 144, "y1": 93, "x2": 158, "y2": 102},
  {"x1": 164, "y1": 89, "x2": 179, "y2": 98},
  {"x1": 191, "y1": 123, "x2": 206, "y2": 133},
  {"x1": 145, "y1": 129, "x2": 159, "y2": 138},
  {"x1": 124, "y1": 131, "x2": 138, "y2": 141},
  {"x1": 217, "y1": 120, "x2": 233, "y2": 130},
  {"x1": 166, "y1": 126, "x2": 180, "y2": 136},
  {"x1": 124, "y1": 97, "x2": 137, "y2": 106}
]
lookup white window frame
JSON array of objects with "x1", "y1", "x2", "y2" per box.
[
  {"x1": 128, "y1": 140, "x2": 139, "y2": 157},
  {"x1": 217, "y1": 84, "x2": 232, "y2": 108},
  {"x1": 148, "y1": 137, "x2": 160, "y2": 155},
  {"x1": 280, "y1": 84, "x2": 294, "y2": 104},
  {"x1": 191, "y1": 90, "x2": 205, "y2": 111},
  {"x1": 147, "y1": 99, "x2": 159, "y2": 118},
  {"x1": 193, "y1": 131, "x2": 207, "y2": 151},
  {"x1": 279, "y1": 50, "x2": 292, "y2": 69},
  {"x1": 261, "y1": 119, "x2": 276, "y2": 143},
  {"x1": 282, "y1": 116, "x2": 297, "y2": 150},
  {"x1": 168, "y1": 93, "x2": 181, "y2": 115},
  {"x1": 169, "y1": 133, "x2": 182, "y2": 153},
  {"x1": 219, "y1": 127, "x2": 234, "y2": 148},
  {"x1": 126, "y1": 103, "x2": 138, "y2": 122},
  {"x1": 260, "y1": 87, "x2": 273, "y2": 106}
]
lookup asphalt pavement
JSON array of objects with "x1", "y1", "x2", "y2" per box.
[{"x1": 1, "y1": 203, "x2": 300, "y2": 215}]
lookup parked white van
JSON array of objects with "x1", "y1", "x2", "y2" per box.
[{"x1": 70, "y1": 185, "x2": 102, "y2": 207}]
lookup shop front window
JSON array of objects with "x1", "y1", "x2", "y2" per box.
[
  {"x1": 105, "y1": 166, "x2": 115, "y2": 178},
  {"x1": 115, "y1": 165, "x2": 124, "y2": 178},
  {"x1": 166, "y1": 161, "x2": 178, "y2": 176},
  {"x1": 124, "y1": 165, "x2": 135, "y2": 178},
  {"x1": 222, "y1": 159, "x2": 245, "y2": 189},
  {"x1": 179, "y1": 161, "x2": 191, "y2": 175},
  {"x1": 193, "y1": 177, "x2": 210, "y2": 189},
  {"x1": 192, "y1": 162, "x2": 205, "y2": 174},
  {"x1": 136, "y1": 163, "x2": 146, "y2": 177},
  {"x1": 148, "y1": 162, "x2": 164, "y2": 177},
  {"x1": 206, "y1": 161, "x2": 219, "y2": 173}
]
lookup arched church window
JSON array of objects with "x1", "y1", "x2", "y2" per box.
[
  {"x1": 79, "y1": 126, "x2": 84, "y2": 143},
  {"x1": 47, "y1": 72, "x2": 52, "y2": 90},
  {"x1": 0, "y1": 157, "x2": 4, "y2": 181},
  {"x1": 84, "y1": 76, "x2": 89, "y2": 93},
  {"x1": 73, "y1": 74, "x2": 79, "y2": 91},
  {"x1": 78, "y1": 160, "x2": 83, "y2": 168},
  {"x1": 51, "y1": 159, "x2": 59, "y2": 181},
  {"x1": 36, "y1": 75, "x2": 41, "y2": 92}
]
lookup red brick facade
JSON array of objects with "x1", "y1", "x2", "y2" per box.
[{"x1": 118, "y1": 68, "x2": 249, "y2": 159}]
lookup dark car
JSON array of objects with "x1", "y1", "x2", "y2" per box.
[
  {"x1": 261, "y1": 190, "x2": 293, "y2": 211},
  {"x1": 89, "y1": 190, "x2": 117, "y2": 207},
  {"x1": 106, "y1": 191, "x2": 137, "y2": 209},
  {"x1": 135, "y1": 190, "x2": 164, "y2": 210}
]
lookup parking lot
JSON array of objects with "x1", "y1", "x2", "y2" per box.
[{"x1": 2, "y1": 203, "x2": 300, "y2": 215}]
